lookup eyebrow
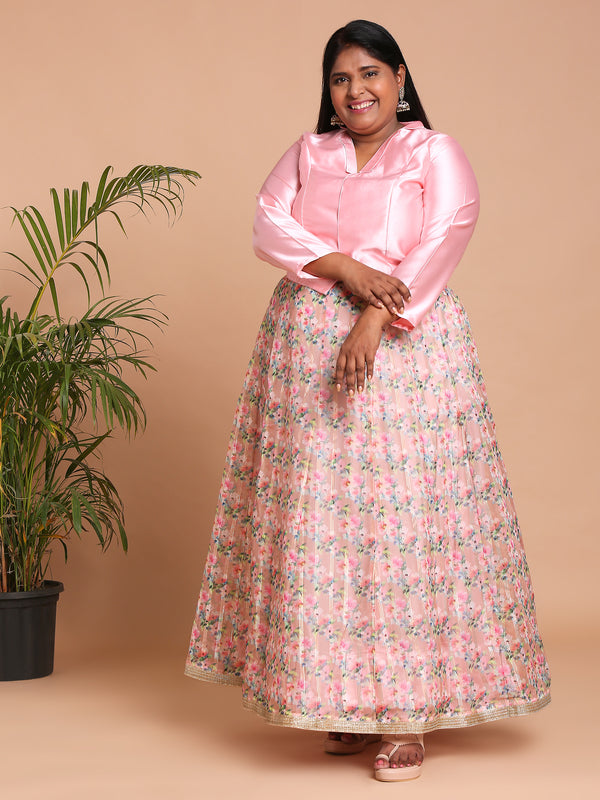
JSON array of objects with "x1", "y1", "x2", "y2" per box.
[{"x1": 330, "y1": 65, "x2": 380, "y2": 79}]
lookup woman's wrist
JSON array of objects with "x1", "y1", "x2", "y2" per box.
[
  {"x1": 303, "y1": 252, "x2": 352, "y2": 283},
  {"x1": 360, "y1": 304, "x2": 395, "y2": 329}
]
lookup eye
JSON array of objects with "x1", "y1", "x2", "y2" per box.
[
  {"x1": 332, "y1": 76, "x2": 348, "y2": 85},
  {"x1": 364, "y1": 70, "x2": 378, "y2": 78}
]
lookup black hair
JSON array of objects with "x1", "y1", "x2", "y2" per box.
[{"x1": 316, "y1": 19, "x2": 432, "y2": 134}]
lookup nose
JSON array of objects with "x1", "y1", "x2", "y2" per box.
[{"x1": 347, "y1": 79, "x2": 364, "y2": 98}]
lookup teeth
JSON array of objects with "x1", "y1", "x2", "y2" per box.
[{"x1": 350, "y1": 100, "x2": 375, "y2": 110}]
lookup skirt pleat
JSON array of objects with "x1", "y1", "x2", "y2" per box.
[{"x1": 185, "y1": 279, "x2": 551, "y2": 733}]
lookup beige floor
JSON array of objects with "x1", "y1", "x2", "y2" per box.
[{"x1": 2, "y1": 631, "x2": 597, "y2": 800}]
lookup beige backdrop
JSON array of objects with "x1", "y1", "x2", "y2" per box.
[
  {"x1": 1, "y1": 1, "x2": 599, "y2": 794},
  {"x1": 1, "y1": 0, "x2": 597, "y2": 653}
]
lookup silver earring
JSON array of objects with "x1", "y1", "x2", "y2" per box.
[
  {"x1": 330, "y1": 114, "x2": 345, "y2": 128},
  {"x1": 396, "y1": 86, "x2": 410, "y2": 112}
]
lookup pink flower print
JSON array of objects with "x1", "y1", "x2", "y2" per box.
[{"x1": 186, "y1": 281, "x2": 551, "y2": 733}]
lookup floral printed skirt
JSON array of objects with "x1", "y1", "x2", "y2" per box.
[{"x1": 185, "y1": 278, "x2": 551, "y2": 733}]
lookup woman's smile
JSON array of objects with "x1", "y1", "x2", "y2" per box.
[
  {"x1": 348, "y1": 99, "x2": 376, "y2": 112},
  {"x1": 329, "y1": 45, "x2": 405, "y2": 141}
]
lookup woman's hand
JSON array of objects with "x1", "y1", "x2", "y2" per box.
[
  {"x1": 339, "y1": 259, "x2": 411, "y2": 317},
  {"x1": 335, "y1": 306, "x2": 394, "y2": 395},
  {"x1": 304, "y1": 253, "x2": 411, "y2": 317}
]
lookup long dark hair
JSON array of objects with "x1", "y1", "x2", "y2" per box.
[{"x1": 316, "y1": 20, "x2": 432, "y2": 134}]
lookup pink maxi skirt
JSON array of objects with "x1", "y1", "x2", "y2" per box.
[{"x1": 185, "y1": 278, "x2": 551, "y2": 733}]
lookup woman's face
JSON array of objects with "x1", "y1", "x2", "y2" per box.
[{"x1": 329, "y1": 45, "x2": 405, "y2": 138}]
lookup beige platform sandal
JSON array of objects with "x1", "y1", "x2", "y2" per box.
[
  {"x1": 324, "y1": 732, "x2": 382, "y2": 754},
  {"x1": 374, "y1": 733, "x2": 424, "y2": 782}
]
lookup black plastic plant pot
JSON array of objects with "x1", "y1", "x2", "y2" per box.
[{"x1": 0, "y1": 580, "x2": 64, "y2": 681}]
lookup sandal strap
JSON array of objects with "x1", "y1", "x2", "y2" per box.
[{"x1": 380, "y1": 733, "x2": 425, "y2": 752}]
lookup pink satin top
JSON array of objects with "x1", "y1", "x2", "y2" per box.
[{"x1": 253, "y1": 121, "x2": 480, "y2": 330}]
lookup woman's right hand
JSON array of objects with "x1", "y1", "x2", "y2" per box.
[
  {"x1": 339, "y1": 259, "x2": 411, "y2": 317},
  {"x1": 304, "y1": 253, "x2": 411, "y2": 317}
]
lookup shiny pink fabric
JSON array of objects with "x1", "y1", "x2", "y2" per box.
[{"x1": 253, "y1": 122, "x2": 480, "y2": 331}]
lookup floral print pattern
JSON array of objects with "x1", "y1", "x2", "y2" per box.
[{"x1": 185, "y1": 279, "x2": 551, "y2": 733}]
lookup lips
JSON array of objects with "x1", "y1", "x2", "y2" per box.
[{"x1": 348, "y1": 99, "x2": 376, "y2": 111}]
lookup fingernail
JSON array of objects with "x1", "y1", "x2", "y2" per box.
[
  {"x1": 358, "y1": 386, "x2": 363, "y2": 393},
  {"x1": 349, "y1": 389, "x2": 354, "y2": 397},
  {"x1": 336, "y1": 384, "x2": 341, "y2": 392}
]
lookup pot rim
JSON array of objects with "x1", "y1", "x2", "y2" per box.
[{"x1": 0, "y1": 580, "x2": 64, "y2": 600}]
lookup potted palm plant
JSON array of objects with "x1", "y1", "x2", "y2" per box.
[{"x1": 0, "y1": 164, "x2": 199, "y2": 680}]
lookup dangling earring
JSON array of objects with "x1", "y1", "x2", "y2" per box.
[
  {"x1": 330, "y1": 113, "x2": 345, "y2": 128},
  {"x1": 396, "y1": 86, "x2": 410, "y2": 112}
]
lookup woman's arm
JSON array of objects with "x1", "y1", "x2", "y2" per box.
[
  {"x1": 334, "y1": 304, "x2": 394, "y2": 395},
  {"x1": 335, "y1": 136, "x2": 479, "y2": 393},
  {"x1": 389, "y1": 136, "x2": 480, "y2": 330},
  {"x1": 252, "y1": 138, "x2": 337, "y2": 291},
  {"x1": 253, "y1": 139, "x2": 411, "y2": 317}
]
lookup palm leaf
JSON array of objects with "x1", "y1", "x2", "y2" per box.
[
  {"x1": 4, "y1": 164, "x2": 200, "y2": 319},
  {"x1": 1, "y1": 163, "x2": 199, "y2": 590}
]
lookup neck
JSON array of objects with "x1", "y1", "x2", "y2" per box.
[{"x1": 344, "y1": 120, "x2": 402, "y2": 148}]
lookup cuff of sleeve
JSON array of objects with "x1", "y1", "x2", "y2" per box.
[
  {"x1": 295, "y1": 249, "x2": 338, "y2": 280},
  {"x1": 288, "y1": 273, "x2": 336, "y2": 295},
  {"x1": 389, "y1": 315, "x2": 414, "y2": 331}
]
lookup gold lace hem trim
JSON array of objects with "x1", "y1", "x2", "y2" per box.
[{"x1": 183, "y1": 663, "x2": 551, "y2": 734}]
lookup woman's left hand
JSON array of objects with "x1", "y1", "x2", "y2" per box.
[{"x1": 335, "y1": 306, "x2": 393, "y2": 395}]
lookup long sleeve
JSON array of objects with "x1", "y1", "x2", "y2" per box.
[
  {"x1": 253, "y1": 139, "x2": 337, "y2": 293},
  {"x1": 390, "y1": 137, "x2": 480, "y2": 331}
]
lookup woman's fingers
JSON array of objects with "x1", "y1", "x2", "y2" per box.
[
  {"x1": 336, "y1": 351, "x2": 371, "y2": 394},
  {"x1": 367, "y1": 280, "x2": 411, "y2": 317},
  {"x1": 378, "y1": 289, "x2": 404, "y2": 317},
  {"x1": 335, "y1": 351, "x2": 361, "y2": 395},
  {"x1": 394, "y1": 279, "x2": 411, "y2": 302},
  {"x1": 335, "y1": 309, "x2": 384, "y2": 395},
  {"x1": 355, "y1": 355, "x2": 367, "y2": 393},
  {"x1": 335, "y1": 351, "x2": 346, "y2": 392},
  {"x1": 365, "y1": 352, "x2": 375, "y2": 382},
  {"x1": 345, "y1": 354, "x2": 357, "y2": 395}
]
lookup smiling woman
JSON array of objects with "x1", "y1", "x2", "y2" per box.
[
  {"x1": 328, "y1": 49, "x2": 405, "y2": 155},
  {"x1": 185, "y1": 19, "x2": 551, "y2": 784}
]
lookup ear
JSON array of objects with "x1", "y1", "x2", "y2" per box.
[{"x1": 396, "y1": 65, "x2": 406, "y2": 88}]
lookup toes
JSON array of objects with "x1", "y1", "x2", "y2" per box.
[
  {"x1": 375, "y1": 741, "x2": 424, "y2": 771},
  {"x1": 374, "y1": 744, "x2": 393, "y2": 769},
  {"x1": 390, "y1": 745, "x2": 423, "y2": 769}
]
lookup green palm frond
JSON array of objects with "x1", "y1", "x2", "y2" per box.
[
  {"x1": 0, "y1": 164, "x2": 199, "y2": 591},
  {"x1": 7, "y1": 164, "x2": 200, "y2": 319}
]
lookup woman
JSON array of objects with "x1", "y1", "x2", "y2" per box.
[{"x1": 185, "y1": 20, "x2": 551, "y2": 782}]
